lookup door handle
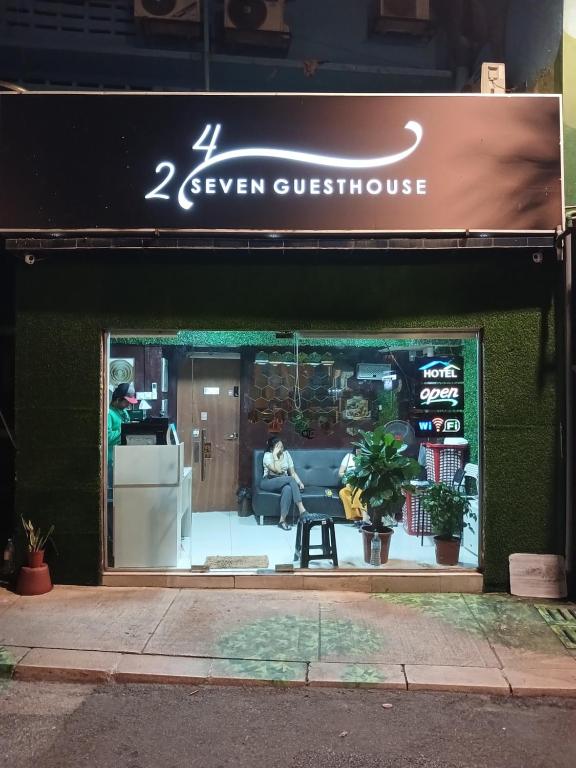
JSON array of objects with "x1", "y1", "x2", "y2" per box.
[
  {"x1": 200, "y1": 429, "x2": 206, "y2": 481},
  {"x1": 225, "y1": 432, "x2": 239, "y2": 440}
]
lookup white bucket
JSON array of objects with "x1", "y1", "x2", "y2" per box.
[{"x1": 509, "y1": 553, "x2": 567, "y2": 599}]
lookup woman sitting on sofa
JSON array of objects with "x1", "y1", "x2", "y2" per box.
[
  {"x1": 338, "y1": 447, "x2": 370, "y2": 527},
  {"x1": 260, "y1": 437, "x2": 306, "y2": 531}
]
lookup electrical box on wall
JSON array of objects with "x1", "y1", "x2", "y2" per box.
[{"x1": 481, "y1": 62, "x2": 506, "y2": 94}]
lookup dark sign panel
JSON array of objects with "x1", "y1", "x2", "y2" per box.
[
  {"x1": 416, "y1": 356, "x2": 463, "y2": 382},
  {"x1": 0, "y1": 93, "x2": 562, "y2": 233},
  {"x1": 412, "y1": 413, "x2": 465, "y2": 438},
  {"x1": 416, "y1": 383, "x2": 464, "y2": 411}
]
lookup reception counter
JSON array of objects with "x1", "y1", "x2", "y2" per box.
[{"x1": 113, "y1": 444, "x2": 191, "y2": 568}]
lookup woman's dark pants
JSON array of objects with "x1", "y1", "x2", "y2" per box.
[{"x1": 260, "y1": 475, "x2": 302, "y2": 520}]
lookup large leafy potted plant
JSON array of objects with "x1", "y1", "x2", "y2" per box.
[
  {"x1": 423, "y1": 482, "x2": 476, "y2": 565},
  {"x1": 344, "y1": 427, "x2": 419, "y2": 564}
]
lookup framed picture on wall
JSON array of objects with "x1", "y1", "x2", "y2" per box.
[
  {"x1": 343, "y1": 396, "x2": 370, "y2": 421},
  {"x1": 161, "y1": 357, "x2": 169, "y2": 392}
]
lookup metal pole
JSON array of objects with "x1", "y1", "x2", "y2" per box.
[
  {"x1": 565, "y1": 224, "x2": 574, "y2": 589},
  {"x1": 203, "y1": 0, "x2": 211, "y2": 91}
]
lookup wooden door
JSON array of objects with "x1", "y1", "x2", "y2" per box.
[{"x1": 190, "y1": 358, "x2": 240, "y2": 512}]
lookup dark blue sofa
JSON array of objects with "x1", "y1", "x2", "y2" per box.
[{"x1": 252, "y1": 449, "x2": 348, "y2": 524}]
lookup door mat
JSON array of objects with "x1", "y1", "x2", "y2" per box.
[{"x1": 204, "y1": 555, "x2": 269, "y2": 569}]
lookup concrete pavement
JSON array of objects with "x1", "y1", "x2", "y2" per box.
[{"x1": 1, "y1": 587, "x2": 576, "y2": 696}]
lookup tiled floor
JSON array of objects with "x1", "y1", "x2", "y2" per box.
[{"x1": 183, "y1": 510, "x2": 478, "y2": 571}]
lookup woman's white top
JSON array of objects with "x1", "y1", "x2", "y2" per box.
[{"x1": 262, "y1": 450, "x2": 294, "y2": 477}]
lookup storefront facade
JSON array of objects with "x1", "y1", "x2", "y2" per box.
[{"x1": 0, "y1": 92, "x2": 565, "y2": 590}]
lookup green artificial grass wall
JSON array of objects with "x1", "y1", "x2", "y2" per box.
[{"x1": 14, "y1": 248, "x2": 563, "y2": 588}]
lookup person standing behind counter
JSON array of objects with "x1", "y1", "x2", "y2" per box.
[{"x1": 107, "y1": 383, "x2": 138, "y2": 466}]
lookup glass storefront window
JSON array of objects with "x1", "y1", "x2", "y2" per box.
[{"x1": 104, "y1": 331, "x2": 480, "y2": 572}]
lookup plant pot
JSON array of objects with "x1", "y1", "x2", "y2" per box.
[
  {"x1": 16, "y1": 563, "x2": 53, "y2": 596},
  {"x1": 361, "y1": 525, "x2": 393, "y2": 565},
  {"x1": 434, "y1": 535, "x2": 461, "y2": 566},
  {"x1": 27, "y1": 550, "x2": 45, "y2": 568}
]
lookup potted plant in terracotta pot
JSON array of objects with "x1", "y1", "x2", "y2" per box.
[
  {"x1": 344, "y1": 427, "x2": 419, "y2": 565},
  {"x1": 21, "y1": 517, "x2": 55, "y2": 567},
  {"x1": 422, "y1": 482, "x2": 476, "y2": 565},
  {"x1": 16, "y1": 517, "x2": 55, "y2": 595}
]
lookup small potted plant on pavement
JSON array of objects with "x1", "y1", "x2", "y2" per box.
[
  {"x1": 21, "y1": 517, "x2": 55, "y2": 567},
  {"x1": 344, "y1": 427, "x2": 419, "y2": 564},
  {"x1": 423, "y1": 482, "x2": 476, "y2": 565},
  {"x1": 16, "y1": 517, "x2": 55, "y2": 595}
]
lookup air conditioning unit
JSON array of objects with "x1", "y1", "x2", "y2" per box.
[
  {"x1": 225, "y1": 0, "x2": 289, "y2": 35},
  {"x1": 356, "y1": 363, "x2": 393, "y2": 381},
  {"x1": 134, "y1": 0, "x2": 201, "y2": 23},
  {"x1": 371, "y1": 0, "x2": 430, "y2": 36}
]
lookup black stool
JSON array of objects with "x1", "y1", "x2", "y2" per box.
[{"x1": 293, "y1": 513, "x2": 338, "y2": 568}]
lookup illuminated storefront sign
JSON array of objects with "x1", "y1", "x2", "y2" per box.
[
  {"x1": 145, "y1": 121, "x2": 426, "y2": 211},
  {"x1": 0, "y1": 93, "x2": 562, "y2": 232},
  {"x1": 412, "y1": 413, "x2": 465, "y2": 438},
  {"x1": 417, "y1": 384, "x2": 464, "y2": 410},
  {"x1": 416, "y1": 357, "x2": 463, "y2": 381}
]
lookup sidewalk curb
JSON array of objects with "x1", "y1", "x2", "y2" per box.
[{"x1": 5, "y1": 648, "x2": 576, "y2": 698}]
